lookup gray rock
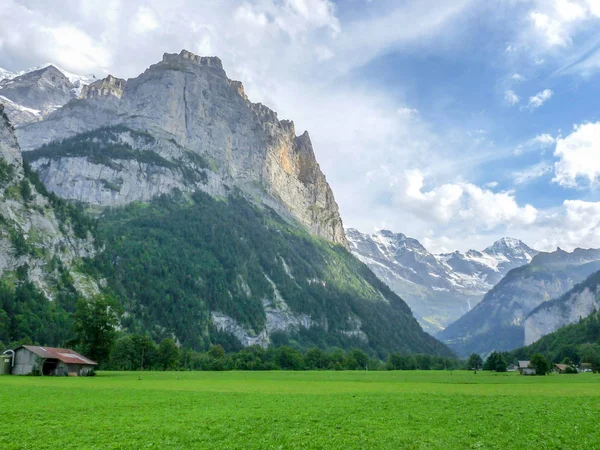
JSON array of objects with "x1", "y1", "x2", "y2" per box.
[{"x1": 16, "y1": 50, "x2": 347, "y2": 247}]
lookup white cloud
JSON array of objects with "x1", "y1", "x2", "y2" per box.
[
  {"x1": 397, "y1": 107, "x2": 419, "y2": 119},
  {"x1": 529, "y1": 200, "x2": 600, "y2": 251},
  {"x1": 530, "y1": 11, "x2": 571, "y2": 47},
  {"x1": 553, "y1": 122, "x2": 600, "y2": 187},
  {"x1": 513, "y1": 162, "x2": 553, "y2": 185},
  {"x1": 392, "y1": 170, "x2": 537, "y2": 229},
  {"x1": 525, "y1": 89, "x2": 553, "y2": 109},
  {"x1": 532, "y1": 133, "x2": 556, "y2": 146},
  {"x1": 132, "y1": 6, "x2": 159, "y2": 34},
  {"x1": 512, "y1": 73, "x2": 525, "y2": 81},
  {"x1": 505, "y1": 89, "x2": 520, "y2": 106}
]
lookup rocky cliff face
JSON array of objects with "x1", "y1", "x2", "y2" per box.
[
  {"x1": 16, "y1": 50, "x2": 347, "y2": 246},
  {"x1": 347, "y1": 229, "x2": 537, "y2": 333},
  {"x1": 439, "y1": 248, "x2": 600, "y2": 356},
  {"x1": 524, "y1": 271, "x2": 600, "y2": 345},
  {"x1": 0, "y1": 105, "x2": 97, "y2": 298}
]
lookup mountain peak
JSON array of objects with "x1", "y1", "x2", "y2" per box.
[
  {"x1": 161, "y1": 49, "x2": 223, "y2": 70},
  {"x1": 484, "y1": 237, "x2": 532, "y2": 255}
]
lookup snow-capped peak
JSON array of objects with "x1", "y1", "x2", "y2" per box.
[{"x1": 0, "y1": 67, "x2": 16, "y2": 82}]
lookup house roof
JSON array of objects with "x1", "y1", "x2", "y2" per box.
[
  {"x1": 18, "y1": 346, "x2": 97, "y2": 365},
  {"x1": 518, "y1": 361, "x2": 531, "y2": 369},
  {"x1": 554, "y1": 364, "x2": 570, "y2": 371}
]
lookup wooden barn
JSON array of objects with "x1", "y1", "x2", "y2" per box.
[
  {"x1": 518, "y1": 360, "x2": 536, "y2": 375},
  {"x1": 6, "y1": 346, "x2": 97, "y2": 376}
]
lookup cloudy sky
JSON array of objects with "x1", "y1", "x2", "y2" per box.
[{"x1": 1, "y1": 0, "x2": 600, "y2": 253}]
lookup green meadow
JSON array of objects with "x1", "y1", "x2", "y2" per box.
[{"x1": 1, "y1": 371, "x2": 599, "y2": 449}]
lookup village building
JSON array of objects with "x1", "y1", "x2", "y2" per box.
[
  {"x1": 518, "y1": 360, "x2": 536, "y2": 375},
  {"x1": 553, "y1": 364, "x2": 573, "y2": 374},
  {"x1": 507, "y1": 363, "x2": 518, "y2": 372},
  {"x1": 4, "y1": 346, "x2": 96, "y2": 376}
]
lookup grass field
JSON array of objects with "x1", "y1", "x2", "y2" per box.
[{"x1": 1, "y1": 371, "x2": 599, "y2": 449}]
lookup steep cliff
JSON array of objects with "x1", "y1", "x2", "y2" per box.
[
  {"x1": 17, "y1": 50, "x2": 347, "y2": 246},
  {"x1": 438, "y1": 248, "x2": 600, "y2": 356},
  {"x1": 0, "y1": 105, "x2": 101, "y2": 345},
  {"x1": 524, "y1": 270, "x2": 600, "y2": 345}
]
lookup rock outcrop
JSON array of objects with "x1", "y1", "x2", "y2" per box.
[
  {"x1": 524, "y1": 270, "x2": 600, "y2": 345},
  {"x1": 16, "y1": 50, "x2": 347, "y2": 246},
  {"x1": 0, "y1": 105, "x2": 97, "y2": 297}
]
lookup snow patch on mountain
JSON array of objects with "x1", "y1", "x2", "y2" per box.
[{"x1": 347, "y1": 228, "x2": 538, "y2": 333}]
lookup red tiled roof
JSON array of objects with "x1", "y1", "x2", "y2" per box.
[{"x1": 20, "y1": 346, "x2": 97, "y2": 365}]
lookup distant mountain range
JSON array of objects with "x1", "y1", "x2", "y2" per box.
[
  {"x1": 438, "y1": 248, "x2": 600, "y2": 356},
  {"x1": 347, "y1": 229, "x2": 538, "y2": 333}
]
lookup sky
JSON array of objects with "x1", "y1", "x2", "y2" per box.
[{"x1": 1, "y1": 0, "x2": 600, "y2": 253}]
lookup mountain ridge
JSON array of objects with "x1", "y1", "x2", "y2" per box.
[
  {"x1": 438, "y1": 247, "x2": 600, "y2": 356},
  {"x1": 347, "y1": 228, "x2": 538, "y2": 333},
  {"x1": 14, "y1": 50, "x2": 348, "y2": 247}
]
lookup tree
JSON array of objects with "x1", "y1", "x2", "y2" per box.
[
  {"x1": 467, "y1": 353, "x2": 483, "y2": 373},
  {"x1": 157, "y1": 338, "x2": 179, "y2": 370},
  {"x1": 304, "y1": 347, "x2": 327, "y2": 370},
  {"x1": 530, "y1": 353, "x2": 550, "y2": 375},
  {"x1": 208, "y1": 344, "x2": 225, "y2": 359},
  {"x1": 277, "y1": 346, "x2": 303, "y2": 370},
  {"x1": 74, "y1": 295, "x2": 121, "y2": 366},
  {"x1": 131, "y1": 334, "x2": 157, "y2": 370},
  {"x1": 578, "y1": 343, "x2": 600, "y2": 372},
  {"x1": 485, "y1": 352, "x2": 508, "y2": 372}
]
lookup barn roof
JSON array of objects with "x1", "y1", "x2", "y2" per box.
[
  {"x1": 518, "y1": 361, "x2": 531, "y2": 369},
  {"x1": 19, "y1": 346, "x2": 97, "y2": 365}
]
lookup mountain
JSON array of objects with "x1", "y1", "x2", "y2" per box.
[
  {"x1": 1, "y1": 50, "x2": 451, "y2": 357},
  {"x1": 0, "y1": 65, "x2": 95, "y2": 126},
  {"x1": 511, "y1": 307, "x2": 600, "y2": 365},
  {"x1": 347, "y1": 229, "x2": 537, "y2": 333},
  {"x1": 0, "y1": 104, "x2": 98, "y2": 346},
  {"x1": 525, "y1": 270, "x2": 600, "y2": 345},
  {"x1": 17, "y1": 50, "x2": 346, "y2": 246},
  {"x1": 438, "y1": 248, "x2": 600, "y2": 356}
]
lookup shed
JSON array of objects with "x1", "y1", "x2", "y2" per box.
[
  {"x1": 553, "y1": 363, "x2": 573, "y2": 374},
  {"x1": 9, "y1": 346, "x2": 96, "y2": 376},
  {"x1": 518, "y1": 360, "x2": 536, "y2": 375}
]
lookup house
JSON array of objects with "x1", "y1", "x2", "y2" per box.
[
  {"x1": 6, "y1": 346, "x2": 97, "y2": 376},
  {"x1": 507, "y1": 363, "x2": 518, "y2": 372},
  {"x1": 578, "y1": 363, "x2": 593, "y2": 373},
  {"x1": 518, "y1": 360, "x2": 536, "y2": 375},
  {"x1": 553, "y1": 363, "x2": 573, "y2": 374}
]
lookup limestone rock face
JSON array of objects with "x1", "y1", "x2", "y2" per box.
[
  {"x1": 0, "y1": 106, "x2": 97, "y2": 297},
  {"x1": 16, "y1": 50, "x2": 347, "y2": 246},
  {"x1": 524, "y1": 271, "x2": 600, "y2": 345},
  {"x1": 81, "y1": 75, "x2": 126, "y2": 99}
]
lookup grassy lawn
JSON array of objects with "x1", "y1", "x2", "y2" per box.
[{"x1": 1, "y1": 370, "x2": 599, "y2": 449}]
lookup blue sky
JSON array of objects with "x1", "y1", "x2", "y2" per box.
[{"x1": 1, "y1": 0, "x2": 600, "y2": 252}]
